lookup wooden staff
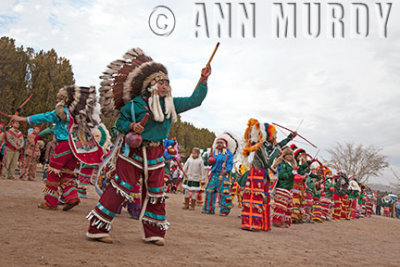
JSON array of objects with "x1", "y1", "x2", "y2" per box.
[
  {"x1": 272, "y1": 122, "x2": 317, "y2": 148},
  {"x1": 0, "y1": 111, "x2": 11, "y2": 118},
  {"x1": 194, "y1": 42, "x2": 220, "y2": 91},
  {"x1": 8, "y1": 93, "x2": 34, "y2": 126}
]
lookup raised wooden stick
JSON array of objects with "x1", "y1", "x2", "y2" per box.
[
  {"x1": 7, "y1": 93, "x2": 33, "y2": 126},
  {"x1": 194, "y1": 42, "x2": 220, "y2": 91},
  {"x1": 273, "y1": 122, "x2": 318, "y2": 148},
  {"x1": 0, "y1": 111, "x2": 11, "y2": 118}
]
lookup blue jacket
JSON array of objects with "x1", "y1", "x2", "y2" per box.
[
  {"x1": 211, "y1": 150, "x2": 233, "y2": 173},
  {"x1": 27, "y1": 108, "x2": 70, "y2": 141}
]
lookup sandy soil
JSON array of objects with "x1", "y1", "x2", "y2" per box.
[{"x1": 0, "y1": 178, "x2": 399, "y2": 267}]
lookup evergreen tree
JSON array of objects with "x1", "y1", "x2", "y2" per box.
[
  {"x1": 0, "y1": 36, "x2": 74, "y2": 130},
  {"x1": 0, "y1": 36, "x2": 29, "y2": 115},
  {"x1": 168, "y1": 115, "x2": 216, "y2": 157}
]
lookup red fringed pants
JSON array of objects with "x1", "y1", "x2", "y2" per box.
[
  {"x1": 311, "y1": 197, "x2": 323, "y2": 222},
  {"x1": 341, "y1": 197, "x2": 350, "y2": 220},
  {"x1": 332, "y1": 193, "x2": 342, "y2": 220},
  {"x1": 43, "y1": 141, "x2": 79, "y2": 208},
  {"x1": 87, "y1": 145, "x2": 168, "y2": 241},
  {"x1": 304, "y1": 192, "x2": 314, "y2": 222},
  {"x1": 365, "y1": 201, "x2": 373, "y2": 217},
  {"x1": 272, "y1": 188, "x2": 293, "y2": 227},
  {"x1": 291, "y1": 176, "x2": 305, "y2": 223},
  {"x1": 77, "y1": 163, "x2": 97, "y2": 198},
  {"x1": 320, "y1": 196, "x2": 332, "y2": 220}
]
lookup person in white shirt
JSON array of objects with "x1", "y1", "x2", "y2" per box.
[{"x1": 182, "y1": 147, "x2": 205, "y2": 210}]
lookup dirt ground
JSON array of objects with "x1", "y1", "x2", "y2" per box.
[{"x1": 0, "y1": 178, "x2": 399, "y2": 267}]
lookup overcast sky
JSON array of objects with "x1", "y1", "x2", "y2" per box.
[{"x1": 1, "y1": 0, "x2": 399, "y2": 185}]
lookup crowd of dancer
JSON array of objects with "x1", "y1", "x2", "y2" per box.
[{"x1": 0, "y1": 46, "x2": 398, "y2": 247}]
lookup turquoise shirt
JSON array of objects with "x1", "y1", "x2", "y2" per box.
[
  {"x1": 27, "y1": 108, "x2": 70, "y2": 141},
  {"x1": 116, "y1": 83, "x2": 208, "y2": 142}
]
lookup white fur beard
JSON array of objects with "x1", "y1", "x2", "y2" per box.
[
  {"x1": 148, "y1": 84, "x2": 177, "y2": 123},
  {"x1": 165, "y1": 93, "x2": 177, "y2": 123}
]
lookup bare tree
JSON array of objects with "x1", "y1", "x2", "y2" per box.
[
  {"x1": 327, "y1": 143, "x2": 388, "y2": 183},
  {"x1": 390, "y1": 168, "x2": 400, "y2": 193}
]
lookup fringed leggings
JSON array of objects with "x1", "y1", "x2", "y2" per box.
[
  {"x1": 77, "y1": 163, "x2": 97, "y2": 198},
  {"x1": 202, "y1": 172, "x2": 233, "y2": 215},
  {"x1": 290, "y1": 179, "x2": 305, "y2": 223},
  {"x1": 365, "y1": 201, "x2": 373, "y2": 217},
  {"x1": 332, "y1": 193, "x2": 342, "y2": 220},
  {"x1": 341, "y1": 197, "x2": 350, "y2": 220},
  {"x1": 350, "y1": 198, "x2": 358, "y2": 219},
  {"x1": 43, "y1": 141, "x2": 79, "y2": 208},
  {"x1": 87, "y1": 145, "x2": 168, "y2": 241},
  {"x1": 304, "y1": 192, "x2": 314, "y2": 222},
  {"x1": 311, "y1": 197, "x2": 323, "y2": 222},
  {"x1": 272, "y1": 188, "x2": 293, "y2": 227},
  {"x1": 320, "y1": 196, "x2": 332, "y2": 220}
]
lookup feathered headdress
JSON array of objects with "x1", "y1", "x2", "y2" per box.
[
  {"x1": 99, "y1": 48, "x2": 171, "y2": 118},
  {"x1": 55, "y1": 85, "x2": 99, "y2": 131},
  {"x1": 264, "y1": 123, "x2": 277, "y2": 142}
]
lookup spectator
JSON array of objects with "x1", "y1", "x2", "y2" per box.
[
  {"x1": 376, "y1": 195, "x2": 382, "y2": 216},
  {"x1": 395, "y1": 200, "x2": 400, "y2": 219}
]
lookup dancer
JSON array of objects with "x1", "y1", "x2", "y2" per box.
[
  {"x1": 271, "y1": 146, "x2": 297, "y2": 228},
  {"x1": 332, "y1": 172, "x2": 347, "y2": 220},
  {"x1": 320, "y1": 168, "x2": 334, "y2": 221},
  {"x1": 240, "y1": 120, "x2": 295, "y2": 231},
  {"x1": 304, "y1": 170, "x2": 317, "y2": 223},
  {"x1": 292, "y1": 148, "x2": 310, "y2": 223},
  {"x1": 348, "y1": 180, "x2": 361, "y2": 219},
  {"x1": 310, "y1": 165, "x2": 325, "y2": 223},
  {"x1": 202, "y1": 132, "x2": 237, "y2": 216},
  {"x1": 86, "y1": 47, "x2": 211, "y2": 245},
  {"x1": 295, "y1": 150, "x2": 318, "y2": 223},
  {"x1": 11, "y1": 86, "x2": 103, "y2": 210}
]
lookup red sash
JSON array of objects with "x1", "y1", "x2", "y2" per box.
[{"x1": 5, "y1": 129, "x2": 22, "y2": 151}]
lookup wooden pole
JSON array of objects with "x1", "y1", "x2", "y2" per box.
[{"x1": 194, "y1": 42, "x2": 220, "y2": 91}]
